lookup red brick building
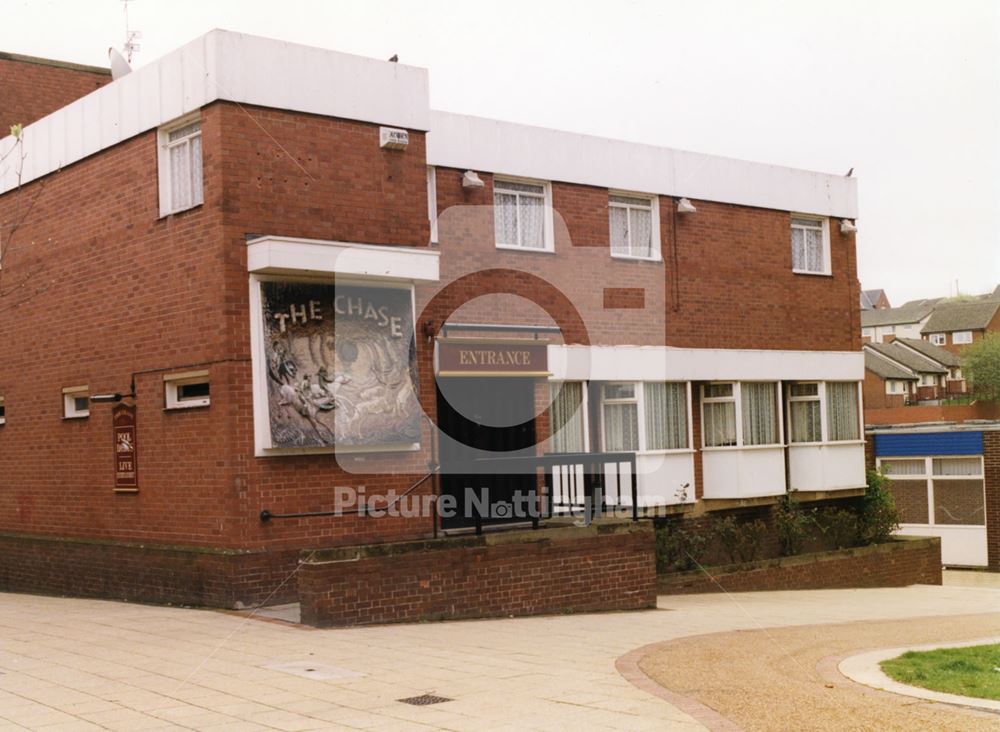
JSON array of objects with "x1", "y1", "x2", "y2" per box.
[{"x1": 0, "y1": 31, "x2": 866, "y2": 613}]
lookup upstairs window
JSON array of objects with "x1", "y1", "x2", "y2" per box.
[
  {"x1": 952, "y1": 331, "x2": 973, "y2": 345},
  {"x1": 791, "y1": 216, "x2": 830, "y2": 275},
  {"x1": 158, "y1": 116, "x2": 204, "y2": 216},
  {"x1": 494, "y1": 179, "x2": 552, "y2": 251},
  {"x1": 929, "y1": 333, "x2": 946, "y2": 346},
  {"x1": 609, "y1": 194, "x2": 659, "y2": 260}
]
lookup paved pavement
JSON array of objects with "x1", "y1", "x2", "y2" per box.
[{"x1": 0, "y1": 578, "x2": 999, "y2": 731}]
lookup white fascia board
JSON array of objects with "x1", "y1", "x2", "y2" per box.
[
  {"x1": 0, "y1": 30, "x2": 429, "y2": 194},
  {"x1": 549, "y1": 345, "x2": 864, "y2": 382},
  {"x1": 426, "y1": 112, "x2": 858, "y2": 219},
  {"x1": 247, "y1": 235, "x2": 440, "y2": 282}
]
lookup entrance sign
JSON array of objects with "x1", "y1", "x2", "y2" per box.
[
  {"x1": 437, "y1": 338, "x2": 550, "y2": 377},
  {"x1": 112, "y1": 403, "x2": 138, "y2": 492},
  {"x1": 260, "y1": 281, "x2": 421, "y2": 451}
]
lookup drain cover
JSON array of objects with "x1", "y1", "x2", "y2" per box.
[{"x1": 398, "y1": 694, "x2": 452, "y2": 706}]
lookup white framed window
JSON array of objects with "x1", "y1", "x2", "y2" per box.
[
  {"x1": 879, "y1": 456, "x2": 985, "y2": 527},
  {"x1": 886, "y1": 379, "x2": 909, "y2": 395},
  {"x1": 0, "y1": 395, "x2": 5, "y2": 425},
  {"x1": 787, "y1": 382, "x2": 821, "y2": 443},
  {"x1": 701, "y1": 382, "x2": 780, "y2": 448},
  {"x1": 702, "y1": 383, "x2": 736, "y2": 447},
  {"x1": 493, "y1": 178, "x2": 553, "y2": 252},
  {"x1": 62, "y1": 386, "x2": 89, "y2": 419},
  {"x1": 600, "y1": 382, "x2": 690, "y2": 453},
  {"x1": 427, "y1": 166, "x2": 438, "y2": 245},
  {"x1": 952, "y1": 331, "x2": 973, "y2": 345},
  {"x1": 929, "y1": 333, "x2": 946, "y2": 346},
  {"x1": 164, "y1": 370, "x2": 210, "y2": 410},
  {"x1": 790, "y1": 216, "x2": 831, "y2": 275},
  {"x1": 609, "y1": 193, "x2": 660, "y2": 260},
  {"x1": 550, "y1": 382, "x2": 588, "y2": 453},
  {"x1": 158, "y1": 114, "x2": 204, "y2": 216},
  {"x1": 826, "y1": 381, "x2": 860, "y2": 441}
]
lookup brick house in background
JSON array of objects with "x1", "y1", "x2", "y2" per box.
[
  {"x1": 921, "y1": 299, "x2": 1000, "y2": 354},
  {"x1": 863, "y1": 350, "x2": 918, "y2": 408},
  {"x1": 0, "y1": 31, "x2": 867, "y2": 617},
  {"x1": 860, "y1": 288, "x2": 890, "y2": 311}
]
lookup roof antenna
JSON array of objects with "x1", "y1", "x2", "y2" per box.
[{"x1": 122, "y1": 0, "x2": 141, "y2": 64}]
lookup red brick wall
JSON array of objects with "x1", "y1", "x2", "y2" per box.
[
  {"x1": 865, "y1": 402, "x2": 1000, "y2": 426},
  {"x1": 0, "y1": 55, "x2": 110, "y2": 131},
  {"x1": 658, "y1": 535, "x2": 941, "y2": 594},
  {"x1": 298, "y1": 521, "x2": 656, "y2": 627}
]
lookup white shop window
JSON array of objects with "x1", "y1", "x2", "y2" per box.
[
  {"x1": 158, "y1": 115, "x2": 204, "y2": 216},
  {"x1": 493, "y1": 178, "x2": 553, "y2": 252},
  {"x1": 600, "y1": 382, "x2": 689, "y2": 453},
  {"x1": 62, "y1": 386, "x2": 89, "y2": 419},
  {"x1": 609, "y1": 193, "x2": 660, "y2": 260},
  {"x1": 164, "y1": 370, "x2": 211, "y2": 410},
  {"x1": 952, "y1": 331, "x2": 973, "y2": 345},
  {"x1": 790, "y1": 216, "x2": 831, "y2": 275},
  {"x1": 929, "y1": 333, "x2": 946, "y2": 346},
  {"x1": 879, "y1": 456, "x2": 985, "y2": 527}
]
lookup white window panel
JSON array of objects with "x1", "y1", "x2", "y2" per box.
[
  {"x1": 826, "y1": 381, "x2": 860, "y2": 441},
  {"x1": 609, "y1": 194, "x2": 659, "y2": 260},
  {"x1": 952, "y1": 331, "x2": 973, "y2": 344},
  {"x1": 550, "y1": 382, "x2": 586, "y2": 453},
  {"x1": 929, "y1": 333, "x2": 946, "y2": 346},
  {"x1": 601, "y1": 381, "x2": 690, "y2": 453},
  {"x1": 741, "y1": 382, "x2": 778, "y2": 446},
  {"x1": 702, "y1": 383, "x2": 737, "y2": 447},
  {"x1": 791, "y1": 216, "x2": 830, "y2": 275},
  {"x1": 164, "y1": 370, "x2": 211, "y2": 410},
  {"x1": 62, "y1": 386, "x2": 89, "y2": 419},
  {"x1": 158, "y1": 115, "x2": 204, "y2": 216},
  {"x1": 644, "y1": 382, "x2": 688, "y2": 450},
  {"x1": 932, "y1": 457, "x2": 982, "y2": 477},
  {"x1": 493, "y1": 179, "x2": 552, "y2": 251},
  {"x1": 788, "y1": 382, "x2": 822, "y2": 443}
]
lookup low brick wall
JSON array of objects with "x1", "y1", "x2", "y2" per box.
[
  {"x1": 658, "y1": 535, "x2": 941, "y2": 595},
  {"x1": 0, "y1": 532, "x2": 299, "y2": 608},
  {"x1": 298, "y1": 520, "x2": 656, "y2": 627}
]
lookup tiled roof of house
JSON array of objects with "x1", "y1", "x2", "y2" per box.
[
  {"x1": 894, "y1": 337, "x2": 962, "y2": 367},
  {"x1": 864, "y1": 351, "x2": 916, "y2": 381},
  {"x1": 864, "y1": 342, "x2": 948, "y2": 375},
  {"x1": 921, "y1": 300, "x2": 1000, "y2": 334},
  {"x1": 860, "y1": 289, "x2": 886, "y2": 310},
  {"x1": 860, "y1": 300, "x2": 937, "y2": 327}
]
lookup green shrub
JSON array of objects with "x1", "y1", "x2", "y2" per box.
[
  {"x1": 713, "y1": 515, "x2": 767, "y2": 565},
  {"x1": 858, "y1": 468, "x2": 901, "y2": 544},
  {"x1": 775, "y1": 492, "x2": 815, "y2": 556},
  {"x1": 818, "y1": 507, "x2": 859, "y2": 549},
  {"x1": 655, "y1": 523, "x2": 710, "y2": 572}
]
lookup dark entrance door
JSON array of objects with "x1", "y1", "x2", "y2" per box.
[{"x1": 436, "y1": 377, "x2": 538, "y2": 530}]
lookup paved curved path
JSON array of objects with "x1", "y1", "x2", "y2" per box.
[
  {"x1": 0, "y1": 579, "x2": 999, "y2": 730},
  {"x1": 635, "y1": 614, "x2": 1000, "y2": 731}
]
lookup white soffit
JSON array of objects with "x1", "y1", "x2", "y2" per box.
[
  {"x1": 247, "y1": 236, "x2": 440, "y2": 282},
  {"x1": 549, "y1": 345, "x2": 864, "y2": 382},
  {"x1": 426, "y1": 112, "x2": 858, "y2": 219},
  {"x1": 0, "y1": 30, "x2": 430, "y2": 194}
]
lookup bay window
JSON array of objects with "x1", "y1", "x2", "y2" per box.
[
  {"x1": 788, "y1": 383, "x2": 822, "y2": 443},
  {"x1": 826, "y1": 381, "x2": 860, "y2": 441},
  {"x1": 600, "y1": 382, "x2": 689, "y2": 453},
  {"x1": 741, "y1": 382, "x2": 779, "y2": 446},
  {"x1": 702, "y1": 383, "x2": 737, "y2": 447},
  {"x1": 701, "y1": 382, "x2": 780, "y2": 448},
  {"x1": 549, "y1": 382, "x2": 586, "y2": 453}
]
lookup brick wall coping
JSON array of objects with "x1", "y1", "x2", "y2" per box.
[
  {"x1": 302, "y1": 518, "x2": 650, "y2": 563},
  {"x1": 0, "y1": 530, "x2": 260, "y2": 557},
  {"x1": 0, "y1": 51, "x2": 110, "y2": 76},
  {"x1": 660, "y1": 534, "x2": 939, "y2": 581}
]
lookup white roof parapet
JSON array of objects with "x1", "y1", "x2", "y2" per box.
[
  {"x1": 0, "y1": 30, "x2": 431, "y2": 194},
  {"x1": 0, "y1": 30, "x2": 857, "y2": 220},
  {"x1": 426, "y1": 111, "x2": 858, "y2": 219}
]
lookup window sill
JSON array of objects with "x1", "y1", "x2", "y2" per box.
[
  {"x1": 702, "y1": 444, "x2": 784, "y2": 452},
  {"x1": 164, "y1": 402, "x2": 210, "y2": 412},
  {"x1": 792, "y1": 268, "x2": 832, "y2": 277},
  {"x1": 158, "y1": 202, "x2": 204, "y2": 220},
  {"x1": 63, "y1": 414, "x2": 89, "y2": 421},
  {"x1": 495, "y1": 243, "x2": 556, "y2": 255},
  {"x1": 610, "y1": 253, "x2": 662, "y2": 264},
  {"x1": 788, "y1": 440, "x2": 865, "y2": 448},
  {"x1": 637, "y1": 448, "x2": 695, "y2": 456}
]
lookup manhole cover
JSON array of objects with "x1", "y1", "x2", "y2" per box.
[{"x1": 398, "y1": 694, "x2": 452, "y2": 706}]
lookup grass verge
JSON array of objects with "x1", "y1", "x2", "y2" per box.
[{"x1": 880, "y1": 643, "x2": 1000, "y2": 701}]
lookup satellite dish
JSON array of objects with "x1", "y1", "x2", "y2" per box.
[{"x1": 108, "y1": 47, "x2": 132, "y2": 80}]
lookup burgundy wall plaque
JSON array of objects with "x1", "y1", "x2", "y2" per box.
[
  {"x1": 437, "y1": 338, "x2": 550, "y2": 377},
  {"x1": 112, "y1": 403, "x2": 138, "y2": 492}
]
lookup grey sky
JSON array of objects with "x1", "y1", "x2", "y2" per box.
[{"x1": 3, "y1": 0, "x2": 997, "y2": 305}]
